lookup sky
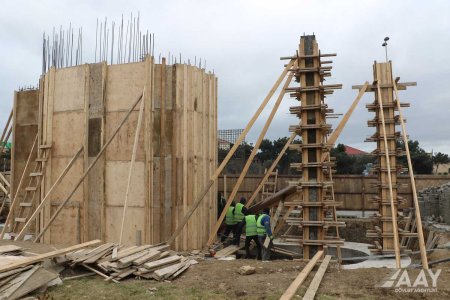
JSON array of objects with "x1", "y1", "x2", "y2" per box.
[{"x1": 1, "y1": 0, "x2": 449, "y2": 154}]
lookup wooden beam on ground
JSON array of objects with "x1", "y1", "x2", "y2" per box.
[
  {"x1": 302, "y1": 255, "x2": 332, "y2": 300},
  {"x1": 321, "y1": 81, "x2": 369, "y2": 162},
  {"x1": 279, "y1": 250, "x2": 324, "y2": 300},
  {"x1": 247, "y1": 132, "x2": 296, "y2": 207},
  {"x1": 376, "y1": 73, "x2": 401, "y2": 269},
  {"x1": 15, "y1": 146, "x2": 84, "y2": 240},
  {"x1": 119, "y1": 92, "x2": 145, "y2": 244},
  {"x1": 207, "y1": 68, "x2": 295, "y2": 246},
  {"x1": 0, "y1": 240, "x2": 101, "y2": 273},
  {"x1": 166, "y1": 60, "x2": 295, "y2": 246},
  {"x1": 34, "y1": 92, "x2": 144, "y2": 242},
  {"x1": 0, "y1": 134, "x2": 38, "y2": 238},
  {"x1": 392, "y1": 79, "x2": 428, "y2": 269}
]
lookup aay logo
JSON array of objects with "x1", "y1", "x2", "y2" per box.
[{"x1": 379, "y1": 269, "x2": 441, "y2": 293}]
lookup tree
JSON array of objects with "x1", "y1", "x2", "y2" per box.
[
  {"x1": 397, "y1": 140, "x2": 433, "y2": 174},
  {"x1": 433, "y1": 152, "x2": 450, "y2": 174}
]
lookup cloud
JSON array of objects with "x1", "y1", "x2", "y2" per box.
[{"x1": 1, "y1": 0, "x2": 449, "y2": 154}]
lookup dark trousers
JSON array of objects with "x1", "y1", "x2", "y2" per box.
[
  {"x1": 221, "y1": 224, "x2": 237, "y2": 242},
  {"x1": 258, "y1": 235, "x2": 271, "y2": 261},
  {"x1": 245, "y1": 235, "x2": 262, "y2": 260}
]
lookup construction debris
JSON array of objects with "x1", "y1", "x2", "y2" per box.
[{"x1": 238, "y1": 265, "x2": 255, "y2": 275}]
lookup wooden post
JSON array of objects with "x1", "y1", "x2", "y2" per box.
[
  {"x1": 15, "y1": 146, "x2": 84, "y2": 240},
  {"x1": 34, "y1": 92, "x2": 144, "y2": 242},
  {"x1": 0, "y1": 134, "x2": 38, "y2": 238},
  {"x1": 166, "y1": 60, "x2": 295, "y2": 245},
  {"x1": 392, "y1": 79, "x2": 428, "y2": 269},
  {"x1": 207, "y1": 69, "x2": 295, "y2": 245},
  {"x1": 376, "y1": 73, "x2": 401, "y2": 268},
  {"x1": 279, "y1": 250, "x2": 324, "y2": 300},
  {"x1": 119, "y1": 92, "x2": 145, "y2": 244},
  {"x1": 247, "y1": 132, "x2": 296, "y2": 207}
]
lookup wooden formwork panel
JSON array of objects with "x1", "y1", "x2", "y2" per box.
[{"x1": 105, "y1": 161, "x2": 145, "y2": 207}]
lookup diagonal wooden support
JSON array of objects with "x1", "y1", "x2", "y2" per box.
[
  {"x1": 0, "y1": 134, "x2": 38, "y2": 238},
  {"x1": 119, "y1": 90, "x2": 145, "y2": 244},
  {"x1": 166, "y1": 60, "x2": 295, "y2": 246},
  {"x1": 206, "y1": 66, "x2": 296, "y2": 245},
  {"x1": 376, "y1": 67, "x2": 401, "y2": 268},
  {"x1": 15, "y1": 146, "x2": 84, "y2": 240},
  {"x1": 321, "y1": 81, "x2": 369, "y2": 162},
  {"x1": 0, "y1": 110, "x2": 13, "y2": 146},
  {"x1": 34, "y1": 92, "x2": 144, "y2": 242},
  {"x1": 392, "y1": 78, "x2": 428, "y2": 269},
  {"x1": 247, "y1": 132, "x2": 296, "y2": 207}
]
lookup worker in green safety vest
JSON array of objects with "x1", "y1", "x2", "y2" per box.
[
  {"x1": 221, "y1": 201, "x2": 237, "y2": 243},
  {"x1": 237, "y1": 213, "x2": 262, "y2": 259},
  {"x1": 257, "y1": 208, "x2": 273, "y2": 261},
  {"x1": 233, "y1": 197, "x2": 249, "y2": 245}
]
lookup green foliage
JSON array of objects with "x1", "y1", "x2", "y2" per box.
[
  {"x1": 330, "y1": 144, "x2": 375, "y2": 174},
  {"x1": 397, "y1": 140, "x2": 433, "y2": 174}
]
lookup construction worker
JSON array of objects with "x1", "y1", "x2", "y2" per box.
[
  {"x1": 239, "y1": 213, "x2": 262, "y2": 259},
  {"x1": 221, "y1": 201, "x2": 237, "y2": 243},
  {"x1": 257, "y1": 208, "x2": 273, "y2": 261},
  {"x1": 233, "y1": 197, "x2": 249, "y2": 245}
]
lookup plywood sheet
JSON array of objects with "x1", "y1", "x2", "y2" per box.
[
  {"x1": 105, "y1": 161, "x2": 145, "y2": 207},
  {"x1": 106, "y1": 63, "x2": 145, "y2": 112},
  {"x1": 105, "y1": 111, "x2": 145, "y2": 161},
  {"x1": 104, "y1": 206, "x2": 145, "y2": 245},
  {"x1": 53, "y1": 66, "x2": 86, "y2": 112},
  {"x1": 52, "y1": 111, "x2": 85, "y2": 156}
]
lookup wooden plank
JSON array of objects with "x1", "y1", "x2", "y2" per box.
[
  {"x1": 0, "y1": 245, "x2": 22, "y2": 254},
  {"x1": 302, "y1": 255, "x2": 332, "y2": 300},
  {"x1": 132, "y1": 249, "x2": 161, "y2": 265},
  {"x1": 207, "y1": 68, "x2": 295, "y2": 245},
  {"x1": 321, "y1": 81, "x2": 369, "y2": 162},
  {"x1": 166, "y1": 60, "x2": 295, "y2": 246},
  {"x1": 34, "y1": 92, "x2": 144, "y2": 242},
  {"x1": 392, "y1": 79, "x2": 428, "y2": 269},
  {"x1": 15, "y1": 146, "x2": 84, "y2": 240},
  {"x1": 153, "y1": 260, "x2": 187, "y2": 281},
  {"x1": 143, "y1": 255, "x2": 181, "y2": 271},
  {"x1": 8, "y1": 267, "x2": 59, "y2": 300},
  {"x1": 279, "y1": 250, "x2": 323, "y2": 300},
  {"x1": 375, "y1": 66, "x2": 401, "y2": 269},
  {"x1": 247, "y1": 133, "x2": 296, "y2": 207},
  {"x1": 0, "y1": 240, "x2": 101, "y2": 273},
  {"x1": 119, "y1": 94, "x2": 145, "y2": 244}
]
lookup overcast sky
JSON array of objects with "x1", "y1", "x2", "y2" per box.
[{"x1": 1, "y1": 0, "x2": 449, "y2": 154}]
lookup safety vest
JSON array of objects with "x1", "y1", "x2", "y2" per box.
[
  {"x1": 257, "y1": 214, "x2": 268, "y2": 236},
  {"x1": 245, "y1": 215, "x2": 257, "y2": 237},
  {"x1": 225, "y1": 206, "x2": 236, "y2": 225},
  {"x1": 234, "y1": 203, "x2": 245, "y2": 222}
]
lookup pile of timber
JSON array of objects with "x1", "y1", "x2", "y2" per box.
[
  {"x1": 0, "y1": 241, "x2": 102, "y2": 300},
  {"x1": 65, "y1": 243, "x2": 198, "y2": 282}
]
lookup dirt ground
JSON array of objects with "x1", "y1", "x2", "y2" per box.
[{"x1": 42, "y1": 258, "x2": 450, "y2": 300}]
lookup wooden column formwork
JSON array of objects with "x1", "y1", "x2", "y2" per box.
[
  {"x1": 11, "y1": 57, "x2": 217, "y2": 250},
  {"x1": 288, "y1": 35, "x2": 342, "y2": 259},
  {"x1": 363, "y1": 61, "x2": 412, "y2": 255}
]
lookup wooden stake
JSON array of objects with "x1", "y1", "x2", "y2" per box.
[
  {"x1": 392, "y1": 79, "x2": 428, "y2": 269},
  {"x1": 207, "y1": 69, "x2": 295, "y2": 245},
  {"x1": 0, "y1": 134, "x2": 38, "y2": 238},
  {"x1": 247, "y1": 132, "x2": 296, "y2": 207},
  {"x1": 15, "y1": 146, "x2": 84, "y2": 240},
  {"x1": 279, "y1": 250, "x2": 324, "y2": 300},
  {"x1": 166, "y1": 60, "x2": 295, "y2": 245},
  {"x1": 376, "y1": 67, "x2": 401, "y2": 268},
  {"x1": 119, "y1": 90, "x2": 145, "y2": 244},
  {"x1": 34, "y1": 92, "x2": 144, "y2": 242}
]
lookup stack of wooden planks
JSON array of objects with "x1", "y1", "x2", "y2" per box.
[
  {"x1": 0, "y1": 240, "x2": 102, "y2": 300},
  {"x1": 65, "y1": 243, "x2": 197, "y2": 282}
]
